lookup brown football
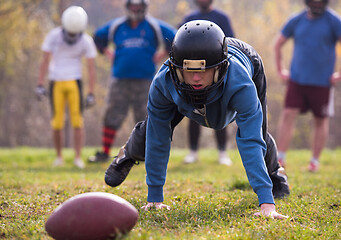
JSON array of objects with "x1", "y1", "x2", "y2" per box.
[{"x1": 45, "y1": 192, "x2": 139, "y2": 240}]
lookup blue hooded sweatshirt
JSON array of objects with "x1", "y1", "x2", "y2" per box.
[{"x1": 145, "y1": 45, "x2": 274, "y2": 206}]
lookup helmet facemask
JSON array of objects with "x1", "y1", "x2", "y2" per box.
[
  {"x1": 62, "y1": 29, "x2": 82, "y2": 45},
  {"x1": 126, "y1": 0, "x2": 148, "y2": 21},
  {"x1": 170, "y1": 59, "x2": 228, "y2": 107},
  {"x1": 169, "y1": 20, "x2": 228, "y2": 107}
]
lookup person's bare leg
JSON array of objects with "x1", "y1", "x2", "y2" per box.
[
  {"x1": 309, "y1": 117, "x2": 329, "y2": 172},
  {"x1": 53, "y1": 129, "x2": 63, "y2": 157},
  {"x1": 74, "y1": 127, "x2": 83, "y2": 159},
  {"x1": 312, "y1": 117, "x2": 329, "y2": 159},
  {"x1": 276, "y1": 108, "x2": 299, "y2": 167},
  {"x1": 74, "y1": 127, "x2": 85, "y2": 168},
  {"x1": 53, "y1": 129, "x2": 64, "y2": 165}
]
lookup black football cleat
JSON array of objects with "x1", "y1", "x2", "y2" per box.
[
  {"x1": 104, "y1": 146, "x2": 139, "y2": 187},
  {"x1": 88, "y1": 151, "x2": 109, "y2": 163},
  {"x1": 270, "y1": 167, "x2": 290, "y2": 199}
]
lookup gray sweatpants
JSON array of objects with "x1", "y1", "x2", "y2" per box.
[{"x1": 103, "y1": 79, "x2": 151, "y2": 129}]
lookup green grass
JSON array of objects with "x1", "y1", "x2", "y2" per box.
[{"x1": 1, "y1": 147, "x2": 340, "y2": 239}]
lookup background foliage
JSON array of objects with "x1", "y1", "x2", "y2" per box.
[{"x1": 1, "y1": 0, "x2": 341, "y2": 149}]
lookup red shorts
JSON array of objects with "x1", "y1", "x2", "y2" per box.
[{"x1": 284, "y1": 81, "x2": 334, "y2": 118}]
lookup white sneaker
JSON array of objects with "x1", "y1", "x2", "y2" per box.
[
  {"x1": 219, "y1": 152, "x2": 232, "y2": 166},
  {"x1": 74, "y1": 158, "x2": 85, "y2": 169},
  {"x1": 53, "y1": 157, "x2": 64, "y2": 166},
  {"x1": 184, "y1": 151, "x2": 198, "y2": 164}
]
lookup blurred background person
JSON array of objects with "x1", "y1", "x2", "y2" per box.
[
  {"x1": 88, "y1": 0, "x2": 176, "y2": 163},
  {"x1": 274, "y1": 0, "x2": 341, "y2": 172},
  {"x1": 180, "y1": 0, "x2": 235, "y2": 165},
  {"x1": 36, "y1": 6, "x2": 97, "y2": 168}
]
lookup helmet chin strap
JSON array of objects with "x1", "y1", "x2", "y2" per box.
[
  {"x1": 62, "y1": 29, "x2": 82, "y2": 45},
  {"x1": 213, "y1": 69, "x2": 219, "y2": 83},
  {"x1": 176, "y1": 68, "x2": 184, "y2": 82}
]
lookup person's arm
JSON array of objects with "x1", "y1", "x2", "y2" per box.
[
  {"x1": 153, "y1": 50, "x2": 168, "y2": 64},
  {"x1": 35, "y1": 51, "x2": 50, "y2": 100},
  {"x1": 83, "y1": 34, "x2": 98, "y2": 108},
  {"x1": 93, "y1": 22, "x2": 112, "y2": 56},
  {"x1": 104, "y1": 48, "x2": 115, "y2": 62},
  {"x1": 274, "y1": 33, "x2": 290, "y2": 83},
  {"x1": 38, "y1": 51, "x2": 51, "y2": 86},
  {"x1": 330, "y1": 36, "x2": 341, "y2": 85},
  {"x1": 86, "y1": 58, "x2": 96, "y2": 95},
  {"x1": 234, "y1": 92, "x2": 287, "y2": 219},
  {"x1": 153, "y1": 21, "x2": 176, "y2": 64},
  {"x1": 142, "y1": 66, "x2": 177, "y2": 209},
  {"x1": 220, "y1": 13, "x2": 235, "y2": 38},
  {"x1": 230, "y1": 73, "x2": 287, "y2": 219},
  {"x1": 145, "y1": 90, "x2": 175, "y2": 203}
]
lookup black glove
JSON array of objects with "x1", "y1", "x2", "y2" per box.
[
  {"x1": 85, "y1": 93, "x2": 95, "y2": 108},
  {"x1": 35, "y1": 85, "x2": 47, "y2": 101}
]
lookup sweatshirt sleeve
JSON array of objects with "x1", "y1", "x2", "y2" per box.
[
  {"x1": 145, "y1": 73, "x2": 177, "y2": 202},
  {"x1": 230, "y1": 79, "x2": 274, "y2": 205}
]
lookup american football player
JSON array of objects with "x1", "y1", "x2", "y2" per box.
[
  {"x1": 105, "y1": 20, "x2": 290, "y2": 219},
  {"x1": 37, "y1": 6, "x2": 97, "y2": 168}
]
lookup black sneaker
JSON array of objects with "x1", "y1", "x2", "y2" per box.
[
  {"x1": 88, "y1": 151, "x2": 109, "y2": 163},
  {"x1": 104, "y1": 147, "x2": 139, "y2": 187},
  {"x1": 270, "y1": 167, "x2": 290, "y2": 199}
]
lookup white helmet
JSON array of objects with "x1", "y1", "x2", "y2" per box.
[{"x1": 61, "y1": 6, "x2": 88, "y2": 34}]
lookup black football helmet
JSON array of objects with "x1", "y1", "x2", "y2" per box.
[
  {"x1": 169, "y1": 20, "x2": 228, "y2": 106},
  {"x1": 305, "y1": 0, "x2": 328, "y2": 17}
]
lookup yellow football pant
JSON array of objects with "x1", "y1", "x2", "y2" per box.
[{"x1": 50, "y1": 80, "x2": 83, "y2": 130}]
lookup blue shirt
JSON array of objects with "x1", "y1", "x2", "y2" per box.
[
  {"x1": 182, "y1": 9, "x2": 234, "y2": 37},
  {"x1": 282, "y1": 9, "x2": 341, "y2": 87},
  {"x1": 145, "y1": 46, "x2": 274, "y2": 206},
  {"x1": 94, "y1": 17, "x2": 176, "y2": 80}
]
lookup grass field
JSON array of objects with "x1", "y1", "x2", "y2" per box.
[{"x1": 1, "y1": 147, "x2": 340, "y2": 239}]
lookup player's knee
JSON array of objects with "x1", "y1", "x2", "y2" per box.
[
  {"x1": 70, "y1": 115, "x2": 83, "y2": 128},
  {"x1": 51, "y1": 119, "x2": 64, "y2": 130}
]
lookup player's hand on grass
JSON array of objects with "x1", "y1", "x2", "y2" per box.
[
  {"x1": 141, "y1": 202, "x2": 171, "y2": 211},
  {"x1": 254, "y1": 203, "x2": 288, "y2": 220}
]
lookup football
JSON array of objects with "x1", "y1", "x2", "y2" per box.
[{"x1": 45, "y1": 192, "x2": 139, "y2": 240}]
